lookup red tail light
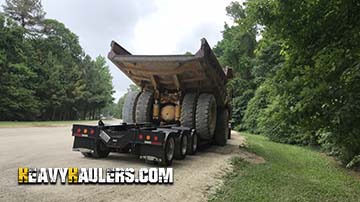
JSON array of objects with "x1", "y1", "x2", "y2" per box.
[
  {"x1": 90, "y1": 129, "x2": 95, "y2": 135},
  {"x1": 76, "y1": 128, "x2": 81, "y2": 133},
  {"x1": 154, "y1": 136, "x2": 158, "y2": 141},
  {"x1": 139, "y1": 134, "x2": 143, "y2": 140}
]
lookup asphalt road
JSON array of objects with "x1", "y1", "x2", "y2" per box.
[{"x1": 0, "y1": 121, "x2": 245, "y2": 202}]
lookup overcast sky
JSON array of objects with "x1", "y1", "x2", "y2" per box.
[{"x1": 0, "y1": 0, "x2": 234, "y2": 101}]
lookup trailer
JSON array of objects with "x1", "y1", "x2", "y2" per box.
[{"x1": 72, "y1": 38, "x2": 232, "y2": 166}]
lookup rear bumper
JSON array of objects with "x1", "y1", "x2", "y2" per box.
[{"x1": 73, "y1": 136, "x2": 96, "y2": 151}]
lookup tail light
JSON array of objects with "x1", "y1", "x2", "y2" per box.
[
  {"x1": 76, "y1": 128, "x2": 81, "y2": 133},
  {"x1": 139, "y1": 134, "x2": 144, "y2": 140},
  {"x1": 90, "y1": 129, "x2": 95, "y2": 135},
  {"x1": 154, "y1": 136, "x2": 158, "y2": 141}
]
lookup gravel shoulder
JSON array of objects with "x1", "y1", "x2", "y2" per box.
[{"x1": 0, "y1": 124, "x2": 246, "y2": 202}]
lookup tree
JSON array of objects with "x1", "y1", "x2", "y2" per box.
[
  {"x1": 245, "y1": 0, "x2": 360, "y2": 167},
  {"x1": 214, "y1": 2, "x2": 258, "y2": 128},
  {"x1": 0, "y1": 14, "x2": 40, "y2": 120},
  {"x1": 2, "y1": 0, "x2": 45, "y2": 31},
  {"x1": 0, "y1": 7, "x2": 115, "y2": 121}
]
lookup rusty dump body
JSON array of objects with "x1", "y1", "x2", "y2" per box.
[{"x1": 108, "y1": 38, "x2": 232, "y2": 107}]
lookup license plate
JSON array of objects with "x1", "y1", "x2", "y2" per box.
[{"x1": 99, "y1": 131, "x2": 111, "y2": 143}]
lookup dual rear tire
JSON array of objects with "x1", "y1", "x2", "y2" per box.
[
  {"x1": 161, "y1": 136, "x2": 175, "y2": 166},
  {"x1": 174, "y1": 134, "x2": 188, "y2": 160},
  {"x1": 122, "y1": 90, "x2": 153, "y2": 124},
  {"x1": 181, "y1": 93, "x2": 229, "y2": 146}
]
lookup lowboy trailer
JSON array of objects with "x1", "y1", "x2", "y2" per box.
[{"x1": 72, "y1": 121, "x2": 195, "y2": 166}]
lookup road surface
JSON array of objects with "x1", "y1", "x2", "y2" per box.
[{"x1": 0, "y1": 120, "x2": 246, "y2": 202}]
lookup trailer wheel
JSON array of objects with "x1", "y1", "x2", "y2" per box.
[
  {"x1": 81, "y1": 152, "x2": 92, "y2": 158},
  {"x1": 180, "y1": 93, "x2": 197, "y2": 128},
  {"x1": 122, "y1": 91, "x2": 140, "y2": 123},
  {"x1": 187, "y1": 131, "x2": 198, "y2": 155},
  {"x1": 161, "y1": 136, "x2": 175, "y2": 166},
  {"x1": 135, "y1": 91, "x2": 154, "y2": 123},
  {"x1": 174, "y1": 134, "x2": 188, "y2": 160},
  {"x1": 214, "y1": 108, "x2": 229, "y2": 146},
  {"x1": 92, "y1": 141, "x2": 110, "y2": 158},
  {"x1": 196, "y1": 94, "x2": 217, "y2": 140}
]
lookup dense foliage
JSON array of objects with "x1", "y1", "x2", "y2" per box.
[
  {"x1": 0, "y1": 0, "x2": 114, "y2": 121},
  {"x1": 215, "y1": 1, "x2": 360, "y2": 167}
]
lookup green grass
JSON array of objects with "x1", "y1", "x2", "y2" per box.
[
  {"x1": 0, "y1": 120, "x2": 98, "y2": 128},
  {"x1": 210, "y1": 133, "x2": 360, "y2": 202}
]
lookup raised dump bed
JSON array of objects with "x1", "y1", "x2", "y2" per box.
[{"x1": 107, "y1": 38, "x2": 232, "y2": 107}]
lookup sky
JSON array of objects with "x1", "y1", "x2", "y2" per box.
[{"x1": 0, "y1": 0, "x2": 234, "y2": 102}]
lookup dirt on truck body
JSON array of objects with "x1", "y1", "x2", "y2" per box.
[{"x1": 71, "y1": 38, "x2": 232, "y2": 166}]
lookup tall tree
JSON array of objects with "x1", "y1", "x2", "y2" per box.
[
  {"x1": 0, "y1": 2, "x2": 115, "y2": 121},
  {"x1": 214, "y1": 2, "x2": 258, "y2": 128},
  {"x1": 0, "y1": 14, "x2": 40, "y2": 120},
  {"x1": 244, "y1": 0, "x2": 360, "y2": 167},
  {"x1": 2, "y1": 0, "x2": 45, "y2": 31}
]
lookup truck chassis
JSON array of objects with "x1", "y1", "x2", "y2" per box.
[{"x1": 72, "y1": 121, "x2": 197, "y2": 166}]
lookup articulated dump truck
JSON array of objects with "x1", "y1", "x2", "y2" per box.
[{"x1": 71, "y1": 38, "x2": 233, "y2": 166}]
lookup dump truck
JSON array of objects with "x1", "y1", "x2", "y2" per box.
[{"x1": 71, "y1": 38, "x2": 233, "y2": 166}]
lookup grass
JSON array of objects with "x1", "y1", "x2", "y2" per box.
[
  {"x1": 210, "y1": 133, "x2": 360, "y2": 202},
  {"x1": 0, "y1": 120, "x2": 99, "y2": 128}
]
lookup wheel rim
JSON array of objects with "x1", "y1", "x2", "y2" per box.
[
  {"x1": 192, "y1": 134, "x2": 197, "y2": 152},
  {"x1": 166, "y1": 138, "x2": 175, "y2": 161},
  {"x1": 181, "y1": 136, "x2": 187, "y2": 155}
]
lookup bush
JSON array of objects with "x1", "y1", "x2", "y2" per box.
[{"x1": 242, "y1": 80, "x2": 272, "y2": 134}]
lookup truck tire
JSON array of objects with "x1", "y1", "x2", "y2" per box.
[
  {"x1": 92, "y1": 141, "x2": 110, "y2": 158},
  {"x1": 196, "y1": 94, "x2": 217, "y2": 140},
  {"x1": 161, "y1": 136, "x2": 175, "y2": 166},
  {"x1": 174, "y1": 134, "x2": 187, "y2": 160},
  {"x1": 81, "y1": 152, "x2": 92, "y2": 158},
  {"x1": 180, "y1": 93, "x2": 197, "y2": 128},
  {"x1": 135, "y1": 91, "x2": 154, "y2": 123},
  {"x1": 187, "y1": 130, "x2": 198, "y2": 155},
  {"x1": 122, "y1": 91, "x2": 141, "y2": 123},
  {"x1": 214, "y1": 108, "x2": 229, "y2": 146}
]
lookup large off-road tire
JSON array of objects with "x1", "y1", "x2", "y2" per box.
[
  {"x1": 122, "y1": 91, "x2": 141, "y2": 123},
  {"x1": 135, "y1": 91, "x2": 154, "y2": 123},
  {"x1": 214, "y1": 108, "x2": 229, "y2": 146},
  {"x1": 160, "y1": 136, "x2": 175, "y2": 166},
  {"x1": 180, "y1": 93, "x2": 197, "y2": 128},
  {"x1": 174, "y1": 134, "x2": 188, "y2": 160},
  {"x1": 195, "y1": 94, "x2": 217, "y2": 140},
  {"x1": 92, "y1": 141, "x2": 110, "y2": 158}
]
